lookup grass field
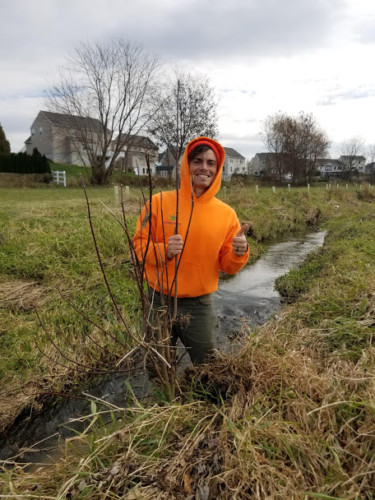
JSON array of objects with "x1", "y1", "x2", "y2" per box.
[{"x1": 1, "y1": 182, "x2": 375, "y2": 498}]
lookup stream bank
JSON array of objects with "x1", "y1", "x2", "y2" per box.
[{"x1": 0, "y1": 230, "x2": 326, "y2": 465}]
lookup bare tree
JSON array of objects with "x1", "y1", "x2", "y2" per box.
[
  {"x1": 46, "y1": 39, "x2": 158, "y2": 185},
  {"x1": 262, "y1": 112, "x2": 329, "y2": 184},
  {"x1": 148, "y1": 70, "x2": 218, "y2": 182},
  {"x1": 339, "y1": 137, "x2": 365, "y2": 182},
  {"x1": 367, "y1": 144, "x2": 375, "y2": 164},
  {"x1": 365, "y1": 144, "x2": 375, "y2": 181},
  {"x1": 147, "y1": 70, "x2": 217, "y2": 315},
  {"x1": 297, "y1": 113, "x2": 330, "y2": 182},
  {"x1": 262, "y1": 113, "x2": 289, "y2": 182}
]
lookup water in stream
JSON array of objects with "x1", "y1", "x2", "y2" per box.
[{"x1": 0, "y1": 231, "x2": 326, "y2": 464}]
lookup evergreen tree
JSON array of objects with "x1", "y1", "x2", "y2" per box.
[{"x1": 0, "y1": 123, "x2": 11, "y2": 154}]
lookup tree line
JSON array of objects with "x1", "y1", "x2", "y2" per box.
[{"x1": 262, "y1": 114, "x2": 374, "y2": 184}]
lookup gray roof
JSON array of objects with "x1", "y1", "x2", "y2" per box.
[
  {"x1": 224, "y1": 147, "x2": 245, "y2": 159},
  {"x1": 317, "y1": 158, "x2": 342, "y2": 167},
  {"x1": 255, "y1": 152, "x2": 277, "y2": 159},
  {"x1": 117, "y1": 134, "x2": 158, "y2": 150},
  {"x1": 40, "y1": 110, "x2": 105, "y2": 133},
  {"x1": 340, "y1": 155, "x2": 366, "y2": 161}
]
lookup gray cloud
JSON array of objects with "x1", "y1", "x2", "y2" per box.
[
  {"x1": 355, "y1": 17, "x2": 375, "y2": 44},
  {"x1": 0, "y1": 0, "x2": 343, "y2": 65},
  {"x1": 0, "y1": 0, "x2": 371, "y2": 153},
  {"x1": 0, "y1": 0, "x2": 348, "y2": 80},
  {"x1": 318, "y1": 86, "x2": 375, "y2": 106},
  {"x1": 220, "y1": 132, "x2": 263, "y2": 159},
  {"x1": 131, "y1": 0, "x2": 345, "y2": 61}
]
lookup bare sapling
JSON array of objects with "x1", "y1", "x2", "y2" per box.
[
  {"x1": 36, "y1": 154, "x2": 194, "y2": 402},
  {"x1": 119, "y1": 154, "x2": 195, "y2": 399}
]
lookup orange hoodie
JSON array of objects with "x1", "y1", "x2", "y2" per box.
[{"x1": 133, "y1": 137, "x2": 249, "y2": 297}]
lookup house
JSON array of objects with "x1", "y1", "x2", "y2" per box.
[
  {"x1": 110, "y1": 134, "x2": 158, "y2": 176},
  {"x1": 155, "y1": 143, "x2": 247, "y2": 181},
  {"x1": 248, "y1": 152, "x2": 278, "y2": 177},
  {"x1": 317, "y1": 156, "x2": 366, "y2": 179},
  {"x1": 155, "y1": 147, "x2": 182, "y2": 179},
  {"x1": 222, "y1": 147, "x2": 246, "y2": 181},
  {"x1": 316, "y1": 159, "x2": 344, "y2": 179},
  {"x1": 365, "y1": 162, "x2": 375, "y2": 176},
  {"x1": 25, "y1": 110, "x2": 105, "y2": 166},
  {"x1": 25, "y1": 111, "x2": 158, "y2": 173},
  {"x1": 339, "y1": 155, "x2": 366, "y2": 174}
]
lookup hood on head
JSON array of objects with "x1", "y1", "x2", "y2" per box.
[{"x1": 180, "y1": 137, "x2": 225, "y2": 202}]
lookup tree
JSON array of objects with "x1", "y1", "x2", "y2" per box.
[
  {"x1": 46, "y1": 39, "x2": 158, "y2": 185},
  {"x1": 262, "y1": 112, "x2": 329, "y2": 184},
  {"x1": 366, "y1": 144, "x2": 375, "y2": 181},
  {"x1": 0, "y1": 123, "x2": 11, "y2": 154},
  {"x1": 148, "y1": 70, "x2": 218, "y2": 183},
  {"x1": 339, "y1": 137, "x2": 365, "y2": 181},
  {"x1": 367, "y1": 144, "x2": 375, "y2": 164}
]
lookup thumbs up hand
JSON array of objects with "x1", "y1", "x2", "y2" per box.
[{"x1": 232, "y1": 224, "x2": 249, "y2": 256}]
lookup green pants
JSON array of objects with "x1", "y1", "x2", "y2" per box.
[{"x1": 149, "y1": 290, "x2": 218, "y2": 364}]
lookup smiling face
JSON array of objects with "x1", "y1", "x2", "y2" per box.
[{"x1": 189, "y1": 148, "x2": 218, "y2": 198}]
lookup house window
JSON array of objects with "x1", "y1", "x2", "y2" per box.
[
  {"x1": 39, "y1": 127, "x2": 43, "y2": 135},
  {"x1": 143, "y1": 168, "x2": 146, "y2": 174},
  {"x1": 31, "y1": 128, "x2": 35, "y2": 136}
]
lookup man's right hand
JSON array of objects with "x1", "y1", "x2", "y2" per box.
[{"x1": 166, "y1": 234, "x2": 183, "y2": 260}]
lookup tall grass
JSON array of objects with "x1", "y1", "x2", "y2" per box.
[{"x1": 1, "y1": 185, "x2": 375, "y2": 498}]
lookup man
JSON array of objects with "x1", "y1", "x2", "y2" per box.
[{"x1": 133, "y1": 137, "x2": 249, "y2": 364}]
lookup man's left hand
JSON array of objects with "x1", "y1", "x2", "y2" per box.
[{"x1": 232, "y1": 224, "x2": 249, "y2": 256}]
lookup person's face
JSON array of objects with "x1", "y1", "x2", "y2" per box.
[{"x1": 189, "y1": 149, "x2": 218, "y2": 196}]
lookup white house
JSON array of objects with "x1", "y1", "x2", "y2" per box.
[
  {"x1": 316, "y1": 159, "x2": 344, "y2": 179},
  {"x1": 339, "y1": 155, "x2": 366, "y2": 174},
  {"x1": 109, "y1": 134, "x2": 158, "y2": 176},
  {"x1": 222, "y1": 147, "x2": 246, "y2": 181}
]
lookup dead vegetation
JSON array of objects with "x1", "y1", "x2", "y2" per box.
[
  {"x1": 0, "y1": 280, "x2": 46, "y2": 311},
  {"x1": 3, "y1": 319, "x2": 374, "y2": 498}
]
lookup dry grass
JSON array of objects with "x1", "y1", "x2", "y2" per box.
[
  {"x1": 0, "y1": 173, "x2": 50, "y2": 188},
  {"x1": 3, "y1": 326, "x2": 374, "y2": 498},
  {"x1": 0, "y1": 280, "x2": 46, "y2": 311},
  {"x1": 1, "y1": 186, "x2": 375, "y2": 498}
]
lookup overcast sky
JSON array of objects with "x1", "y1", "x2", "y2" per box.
[{"x1": 1, "y1": 0, "x2": 375, "y2": 160}]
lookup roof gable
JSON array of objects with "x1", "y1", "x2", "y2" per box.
[
  {"x1": 116, "y1": 134, "x2": 158, "y2": 150},
  {"x1": 224, "y1": 147, "x2": 245, "y2": 159},
  {"x1": 39, "y1": 110, "x2": 106, "y2": 133}
]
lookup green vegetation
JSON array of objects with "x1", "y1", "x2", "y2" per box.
[
  {"x1": 0, "y1": 123, "x2": 11, "y2": 154},
  {"x1": 0, "y1": 148, "x2": 51, "y2": 174},
  {"x1": 1, "y1": 184, "x2": 375, "y2": 498},
  {"x1": 49, "y1": 162, "x2": 91, "y2": 183}
]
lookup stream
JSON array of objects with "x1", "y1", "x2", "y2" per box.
[{"x1": 0, "y1": 230, "x2": 326, "y2": 465}]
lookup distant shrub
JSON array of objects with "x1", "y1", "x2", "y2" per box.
[{"x1": 0, "y1": 148, "x2": 51, "y2": 174}]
